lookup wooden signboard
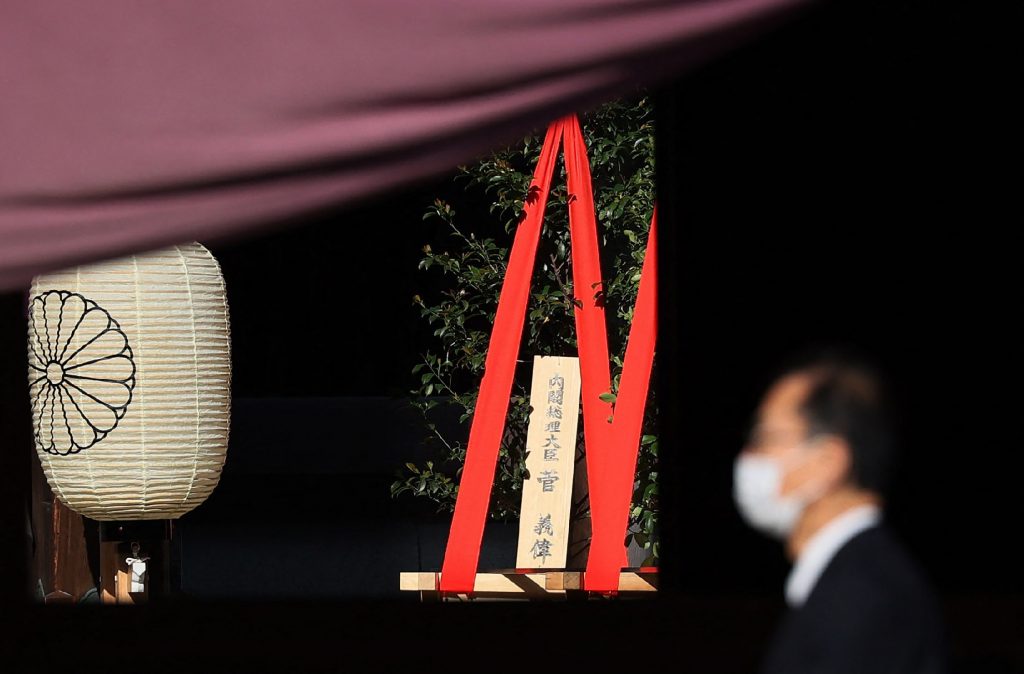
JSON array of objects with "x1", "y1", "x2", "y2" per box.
[
  {"x1": 515, "y1": 356, "x2": 582, "y2": 569},
  {"x1": 399, "y1": 353, "x2": 657, "y2": 598}
]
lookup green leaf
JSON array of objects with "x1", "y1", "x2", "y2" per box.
[{"x1": 598, "y1": 392, "x2": 617, "y2": 403}]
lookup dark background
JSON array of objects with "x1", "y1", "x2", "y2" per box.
[
  {"x1": 1, "y1": 0, "x2": 1019, "y2": 671},
  {"x1": 194, "y1": 0, "x2": 1021, "y2": 599},
  {"x1": 658, "y1": 0, "x2": 1021, "y2": 600},
  {"x1": 653, "y1": 2, "x2": 1021, "y2": 669}
]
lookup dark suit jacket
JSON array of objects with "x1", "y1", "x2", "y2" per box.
[{"x1": 761, "y1": 525, "x2": 948, "y2": 674}]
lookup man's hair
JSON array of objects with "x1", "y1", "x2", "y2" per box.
[{"x1": 777, "y1": 346, "x2": 898, "y2": 494}]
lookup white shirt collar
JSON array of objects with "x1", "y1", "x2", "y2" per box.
[{"x1": 785, "y1": 504, "x2": 882, "y2": 608}]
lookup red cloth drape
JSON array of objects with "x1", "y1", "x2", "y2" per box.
[
  {"x1": 440, "y1": 116, "x2": 656, "y2": 594},
  {"x1": 562, "y1": 116, "x2": 625, "y2": 572},
  {"x1": 0, "y1": 0, "x2": 806, "y2": 292}
]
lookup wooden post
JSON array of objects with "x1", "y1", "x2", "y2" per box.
[
  {"x1": 98, "y1": 520, "x2": 171, "y2": 604},
  {"x1": 99, "y1": 541, "x2": 139, "y2": 604},
  {"x1": 30, "y1": 455, "x2": 96, "y2": 602}
]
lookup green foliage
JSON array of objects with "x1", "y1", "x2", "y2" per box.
[{"x1": 390, "y1": 97, "x2": 659, "y2": 564}]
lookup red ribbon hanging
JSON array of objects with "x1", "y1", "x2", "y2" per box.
[
  {"x1": 439, "y1": 116, "x2": 656, "y2": 594},
  {"x1": 584, "y1": 210, "x2": 657, "y2": 592},
  {"x1": 438, "y1": 120, "x2": 564, "y2": 592}
]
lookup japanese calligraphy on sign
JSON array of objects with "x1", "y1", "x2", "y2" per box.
[{"x1": 516, "y1": 356, "x2": 582, "y2": 569}]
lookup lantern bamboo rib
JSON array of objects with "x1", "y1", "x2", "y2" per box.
[
  {"x1": 131, "y1": 254, "x2": 148, "y2": 514},
  {"x1": 178, "y1": 245, "x2": 202, "y2": 505}
]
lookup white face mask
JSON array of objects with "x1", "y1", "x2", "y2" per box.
[{"x1": 733, "y1": 452, "x2": 819, "y2": 539}]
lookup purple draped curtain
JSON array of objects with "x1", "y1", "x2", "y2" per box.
[{"x1": 0, "y1": 0, "x2": 807, "y2": 291}]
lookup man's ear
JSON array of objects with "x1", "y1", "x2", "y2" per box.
[{"x1": 813, "y1": 435, "x2": 853, "y2": 490}]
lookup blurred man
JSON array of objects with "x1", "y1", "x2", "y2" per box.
[{"x1": 734, "y1": 350, "x2": 948, "y2": 673}]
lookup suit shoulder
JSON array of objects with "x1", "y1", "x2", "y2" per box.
[
  {"x1": 830, "y1": 527, "x2": 937, "y2": 602},
  {"x1": 807, "y1": 526, "x2": 944, "y2": 635},
  {"x1": 762, "y1": 527, "x2": 949, "y2": 674}
]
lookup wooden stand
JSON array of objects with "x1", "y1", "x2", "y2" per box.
[
  {"x1": 401, "y1": 356, "x2": 658, "y2": 600},
  {"x1": 400, "y1": 568, "x2": 658, "y2": 601}
]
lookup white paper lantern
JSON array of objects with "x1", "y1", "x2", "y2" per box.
[{"x1": 27, "y1": 243, "x2": 231, "y2": 520}]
